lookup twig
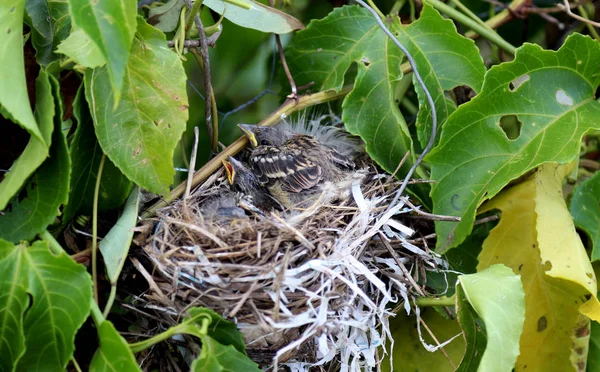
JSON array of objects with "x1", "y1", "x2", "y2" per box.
[
  {"x1": 418, "y1": 316, "x2": 457, "y2": 369},
  {"x1": 354, "y1": 0, "x2": 438, "y2": 213},
  {"x1": 269, "y1": 0, "x2": 298, "y2": 101},
  {"x1": 558, "y1": 0, "x2": 600, "y2": 27},
  {"x1": 402, "y1": 197, "x2": 461, "y2": 222},
  {"x1": 580, "y1": 158, "x2": 600, "y2": 171},
  {"x1": 184, "y1": 0, "x2": 219, "y2": 152},
  {"x1": 184, "y1": 127, "x2": 200, "y2": 200}
]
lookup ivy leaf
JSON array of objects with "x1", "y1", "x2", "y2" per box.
[
  {"x1": 99, "y1": 187, "x2": 139, "y2": 284},
  {"x1": 25, "y1": 0, "x2": 71, "y2": 66},
  {"x1": 85, "y1": 17, "x2": 189, "y2": 195},
  {"x1": 0, "y1": 74, "x2": 70, "y2": 242},
  {"x1": 69, "y1": 0, "x2": 137, "y2": 104},
  {"x1": 204, "y1": 0, "x2": 304, "y2": 34},
  {"x1": 570, "y1": 171, "x2": 600, "y2": 261},
  {"x1": 0, "y1": 0, "x2": 43, "y2": 142},
  {"x1": 89, "y1": 321, "x2": 141, "y2": 372},
  {"x1": 187, "y1": 307, "x2": 246, "y2": 354},
  {"x1": 56, "y1": 26, "x2": 106, "y2": 68},
  {"x1": 62, "y1": 86, "x2": 132, "y2": 225},
  {"x1": 428, "y1": 34, "x2": 600, "y2": 252},
  {"x1": 0, "y1": 70, "x2": 54, "y2": 210},
  {"x1": 0, "y1": 240, "x2": 92, "y2": 371},
  {"x1": 284, "y1": 5, "x2": 484, "y2": 204},
  {"x1": 191, "y1": 335, "x2": 260, "y2": 372},
  {"x1": 456, "y1": 265, "x2": 525, "y2": 371},
  {"x1": 147, "y1": 0, "x2": 184, "y2": 33}
]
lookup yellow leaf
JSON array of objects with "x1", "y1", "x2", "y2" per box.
[{"x1": 477, "y1": 163, "x2": 597, "y2": 371}]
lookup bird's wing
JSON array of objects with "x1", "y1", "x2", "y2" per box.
[
  {"x1": 250, "y1": 144, "x2": 323, "y2": 193},
  {"x1": 291, "y1": 135, "x2": 355, "y2": 170}
]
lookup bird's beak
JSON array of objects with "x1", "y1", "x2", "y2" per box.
[
  {"x1": 222, "y1": 160, "x2": 235, "y2": 185},
  {"x1": 238, "y1": 124, "x2": 258, "y2": 147}
]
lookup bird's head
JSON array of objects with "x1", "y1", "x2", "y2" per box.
[
  {"x1": 238, "y1": 124, "x2": 288, "y2": 147},
  {"x1": 223, "y1": 156, "x2": 260, "y2": 193}
]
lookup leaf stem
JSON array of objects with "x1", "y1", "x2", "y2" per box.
[
  {"x1": 92, "y1": 154, "x2": 106, "y2": 305},
  {"x1": 40, "y1": 230, "x2": 65, "y2": 255},
  {"x1": 129, "y1": 313, "x2": 211, "y2": 353},
  {"x1": 185, "y1": 0, "x2": 204, "y2": 32},
  {"x1": 416, "y1": 295, "x2": 456, "y2": 307},
  {"x1": 90, "y1": 298, "x2": 104, "y2": 325},
  {"x1": 428, "y1": 0, "x2": 516, "y2": 55},
  {"x1": 577, "y1": 4, "x2": 600, "y2": 41},
  {"x1": 102, "y1": 285, "x2": 117, "y2": 318},
  {"x1": 366, "y1": 0, "x2": 385, "y2": 19}
]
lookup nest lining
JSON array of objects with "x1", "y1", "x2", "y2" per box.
[{"x1": 138, "y1": 155, "x2": 446, "y2": 370}]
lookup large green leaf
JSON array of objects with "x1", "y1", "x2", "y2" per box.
[
  {"x1": 89, "y1": 321, "x2": 140, "y2": 372},
  {"x1": 570, "y1": 171, "x2": 600, "y2": 261},
  {"x1": 428, "y1": 34, "x2": 600, "y2": 252},
  {"x1": 0, "y1": 75, "x2": 70, "y2": 242},
  {"x1": 0, "y1": 240, "x2": 92, "y2": 371},
  {"x1": 0, "y1": 0, "x2": 42, "y2": 142},
  {"x1": 458, "y1": 264, "x2": 525, "y2": 371},
  {"x1": 99, "y1": 187, "x2": 139, "y2": 284},
  {"x1": 0, "y1": 239, "x2": 28, "y2": 371},
  {"x1": 147, "y1": 0, "x2": 184, "y2": 33},
  {"x1": 0, "y1": 70, "x2": 54, "y2": 210},
  {"x1": 191, "y1": 335, "x2": 260, "y2": 372},
  {"x1": 25, "y1": 0, "x2": 71, "y2": 66},
  {"x1": 62, "y1": 86, "x2": 132, "y2": 224},
  {"x1": 204, "y1": 0, "x2": 304, "y2": 34},
  {"x1": 284, "y1": 5, "x2": 484, "y2": 204},
  {"x1": 85, "y1": 18, "x2": 189, "y2": 195},
  {"x1": 69, "y1": 0, "x2": 137, "y2": 104},
  {"x1": 455, "y1": 284, "x2": 486, "y2": 372}
]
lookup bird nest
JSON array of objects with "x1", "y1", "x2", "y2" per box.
[{"x1": 134, "y1": 140, "x2": 446, "y2": 371}]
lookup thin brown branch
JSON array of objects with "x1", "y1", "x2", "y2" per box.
[
  {"x1": 558, "y1": 0, "x2": 600, "y2": 27},
  {"x1": 269, "y1": 0, "x2": 298, "y2": 101}
]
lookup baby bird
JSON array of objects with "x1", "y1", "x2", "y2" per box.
[
  {"x1": 222, "y1": 156, "x2": 283, "y2": 213},
  {"x1": 238, "y1": 123, "x2": 356, "y2": 208}
]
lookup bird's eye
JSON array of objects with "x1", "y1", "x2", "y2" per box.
[
  {"x1": 260, "y1": 139, "x2": 270, "y2": 146},
  {"x1": 233, "y1": 183, "x2": 243, "y2": 193}
]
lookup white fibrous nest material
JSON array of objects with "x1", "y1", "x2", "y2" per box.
[{"x1": 135, "y1": 122, "x2": 447, "y2": 371}]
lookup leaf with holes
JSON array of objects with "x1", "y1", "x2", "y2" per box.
[
  {"x1": 0, "y1": 0, "x2": 43, "y2": 142},
  {"x1": 0, "y1": 70, "x2": 54, "y2": 210},
  {"x1": 89, "y1": 320, "x2": 140, "y2": 372},
  {"x1": 70, "y1": 0, "x2": 137, "y2": 104},
  {"x1": 63, "y1": 86, "x2": 132, "y2": 225},
  {"x1": 284, "y1": 5, "x2": 484, "y2": 204},
  {"x1": 25, "y1": 0, "x2": 71, "y2": 66},
  {"x1": 0, "y1": 239, "x2": 92, "y2": 370},
  {"x1": 0, "y1": 75, "x2": 70, "y2": 242},
  {"x1": 85, "y1": 17, "x2": 188, "y2": 195},
  {"x1": 570, "y1": 171, "x2": 600, "y2": 261},
  {"x1": 428, "y1": 34, "x2": 600, "y2": 252}
]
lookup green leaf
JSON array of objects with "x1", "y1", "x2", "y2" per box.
[
  {"x1": 99, "y1": 187, "x2": 139, "y2": 284},
  {"x1": 0, "y1": 75, "x2": 69, "y2": 242},
  {"x1": 395, "y1": 5, "x2": 485, "y2": 148},
  {"x1": 428, "y1": 34, "x2": 600, "y2": 252},
  {"x1": 147, "y1": 0, "x2": 184, "y2": 33},
  {"x1": 204, "y1": 0, "x2": 304, "y2": 34},
  {"x1": 0, "y1": 0, "x2": 43, "y2": 142},
  {"x1": 25, "y1": 0, "x2": 71, "y2": 66},
  {"x1": 0, "y1": 239, "x2": 28, "y2": 371},
  {"x1": 191, "y1": 335, "x2": 260, "y2": 372},
  {"x1": 56, "y1": 26, "x2": 106, "y2": 68},
  {"x1": 69, "y1": 0, "x2": 137, "y2": 104},
  {"x1": 570, "y1": 171, "x2": 600, "y2": 261},
  {"x1": 284, "y1": 5, "x2": 483, "y2": 204},
  {"x1": 63, "y1": 86, "x2": 132, "y2": 224},
  {"x1": 187, "y1": 307, "x2": 246, "y2": 354},
  {"x1": 457, "y1": 264, "x2": 525, "y2": 371},
  {"x1": 85, "y1": 17, "x2": 189, "y2": 195},
  {"x1": 0, "y1": 240, "x2": 92, "y2": 371},
  {"x1": 89, "y1": 321, "x2": 141, "y2": 372},
  {"x1": 455, "y1": 281, "x2": 486, "y2": 371},
  {"x1": 0, "y1": 70, "x2": 54, "y2": 210},
  {"x1": 589, "y1": 320, "x2": 600, "y2": 371}
]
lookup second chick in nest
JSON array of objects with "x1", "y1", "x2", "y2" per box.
[{"x1": 238, "y1": 122, "x2": 359, "y2": 209}]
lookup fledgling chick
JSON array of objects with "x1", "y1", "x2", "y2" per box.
[
  {"x1": 200, "y1": 192, "x2": 248, "y2": 223},
  {"x1": 238, "y1": 123, "x2": 356, "y2": 209},
  {"x1": 222, "y1": 156, "x2": 283, "y2": 213}
]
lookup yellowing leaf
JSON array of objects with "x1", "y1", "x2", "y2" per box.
[{"x1": 478, "y1": 163, "x2": 599, "y2": 371}]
